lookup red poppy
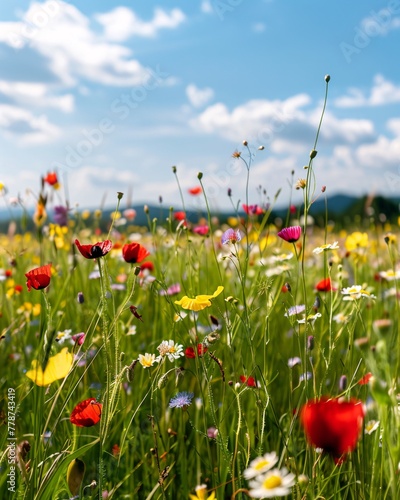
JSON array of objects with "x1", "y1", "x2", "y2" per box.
[
  {"x1": 315, "y1": 278, "x2": 335, "y2": 292},
  {"x1": 122, "y1": 242, "x2": 150, "y2": 264},
  {"x1": 14, "y1": 285, "x2": 23, "y2": 294},
  {"x1": 188, "y1": 186, "x2": 202, "y2": 195},
  {"x1": 357, "y1": 372, "x2": 372, "y2": 385},
  {"x1": 25, "y1": 263, "x2": 52, "y2": 291},
  {"x1": 240, "y1": 375, "x2": 257, "y2": 387},
  {"x1": 70, "y1": 398, "x2": 102, "y2": 427},
  {"x1": 300, "y1": 397, "x2": 365, "y2": 459},
  {"x1": 140, "y1": 261, "x2": 155, "y2": 272},
  {"x1": 75, "y1": 239, "x2": 112, "y2": 259},
  {"x1": 44, "y1": 172, "x2": 59, "y2": 186},
  {"x1": 174, "y1": 211, "x2": 186, "y2": 221},
  {"x1": 185, "y1": 344, "x2": 208, "y2": 359}
]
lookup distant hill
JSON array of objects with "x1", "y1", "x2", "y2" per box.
[{"x1": 0, "y1": 193, "x2": 399, "y2": 232}]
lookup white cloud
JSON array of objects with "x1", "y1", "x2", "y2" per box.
[
  {"x1": 0, "y1": 80, "x2": 74, "y2": 112},
  {"x1": 186, "y1": 84, "x2": 215, "y2": 108},
  {"x1": 335, "y1": 75, "x2": 400, "y2": 108},
  {"x1": 355, "y1": 135, "x2": 400, "y2": 169},
  {"x1": 190, "y1": 94, "x2": 374, "y2": 147},
  {"x1": 0, "y1": 1, "x2": 174, "y2": 87},
  {"x1": 0, "y1": 104, "x2": 60, "y2": 144},
  {"x1": 95, "y1": 7, "x2": 186, "y2": 42},
  {"x1": 191, "y1": 94, "x2": 312, "y2": 142}
]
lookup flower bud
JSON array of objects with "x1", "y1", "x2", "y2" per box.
[
  {"x1": 242, "y1": 140, "x2": 248, "y2": 146},
  {"x1": 172, "y1": 166, "x2": 177, "y2": 173},
  {"x1": 197, "y1": 172, "x2": 203, "y2": 180},
  {"x1": 307, "y1": 335, "x2": 314, "y2": 351},
  {"x1": 339, "y1": 375, "x2": 347, "y2": 391},
  {"x1": 77, "y1": 292, "x2": 84, "y2": 304},
  {"x1": 258, "y1": 145, "x2": 265, "y2": 151},
  {"x1": 310, "y1": 149, "x2": 318, "y2": 159},
  {"x1": 325, "y1": 74, "x2": 331, "y2": 83},
  {"x1": 117, "y1": 192, "x2": 124, "y2": 200}
]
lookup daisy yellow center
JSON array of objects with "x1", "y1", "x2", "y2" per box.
[
  {"x1": 255, "y1": 459, "x2": 269, "y2": 470},
  {"x1": 142, "y1": 357, "x2": 153, "y2": 367},
  {"x1": 263, "y1": 475, "x2": 282, "y2": 490}
]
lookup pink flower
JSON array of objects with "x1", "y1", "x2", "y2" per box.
[
  {"x1": 277, "y1": 226, "x2": 301, "y2": 243},
  {"x1": 193, "y1": 225, "x2": 209, "y2": 236}
]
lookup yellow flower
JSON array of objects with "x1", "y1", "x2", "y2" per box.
[
  {"x1": 175, "y1": 286, "x2": 224, "y2": 311},
  {"x1": 17, "y1": 302, "x2": 41, "y2": 317},
  {"x1": 49, "y1": 223, "x2": 69, "y2": 249},
  {"x1": 26, "y1": 347, "x2": 73, "y2": 386},
  {"x1": 345, "y1": 232, "x2": 368, "y2": 252},
  {"x1": 189, "y1": 484, "x2": 215, "y2": 500}
]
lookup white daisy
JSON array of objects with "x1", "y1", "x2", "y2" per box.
[
  {"x1": 248, "y1": 467, "x2": 296, "y2": 498},
  {"x1": 312, "y1": 241, "x2": 339, "y2": 254},
  {"x1": 244, "y1": 452, "x2": 279, "y2": 479}
]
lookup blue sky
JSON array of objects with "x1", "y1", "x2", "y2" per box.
[{"x1": 1, "y1": 0, "x2": 400, "y2": 213}]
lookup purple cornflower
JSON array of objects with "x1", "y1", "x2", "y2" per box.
[
  {"x1": 221, "y1": 228, "x2": 243, "y2": 245},
  {"x1": 53, "y1": 205, "x2": 69, "y2": 226},
  {"x1": 169, "y1": 391, "x2": 194, "y2": 409},
  {"x1": 277, "y1": 226, "x2": 302, "y2": 243},
  {"x1": 284, "y1": 304, "x2": 306, "y2": 317}
]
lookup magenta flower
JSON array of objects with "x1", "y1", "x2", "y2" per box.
[
  {"x1": 277, "y1": 226, "x2": 301, "y2": 243},
  {"x1": 193, "y1": 225, "x2": 209, "y2": 236},
  {"x1": 221, "y1": 228, "x2": 243, "y2": 244}
]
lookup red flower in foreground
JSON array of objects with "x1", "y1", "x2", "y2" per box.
[
  {"x1": 122, "y1": 242, "x2": 150, "y2": 264},
  {"x1": 75, "y1": 239, "x2": 112, "y2": 259},
  {"x1": 277, "y1": 226, "x2": 302, "y2": 243},
  {"x1": 25, "y1": 263, "x2": 52, "y2": 291},
  {"x1": 70, "y1": 398, "x2": 102, "y2": 427},
  {"x1": 300, "y1": 397, "x2": 365, "y2": 459},
  {"x1": 315, "y1": 278, "x2": 335, "y2": 292},
  {"x1": 240, "y1": 375, "x2": 257, "y2": 387},
  {"x1": 188, "y1": 186, "x2": 202, "y2": 195},
  {"x1": 185, "y1": 344, "x2": 208, "y2": 359}
]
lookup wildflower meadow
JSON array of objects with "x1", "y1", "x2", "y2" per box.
[{"x1": 2, "y1": 76, "x2": 400, "y2": 499}]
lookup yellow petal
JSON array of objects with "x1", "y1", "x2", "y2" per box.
[
  {"x1": 175, "y1": 286, "x2": 223, "y2": 311},
  {"x1": 26, "y1": 347, "x2": 73, "y2": 386}
]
